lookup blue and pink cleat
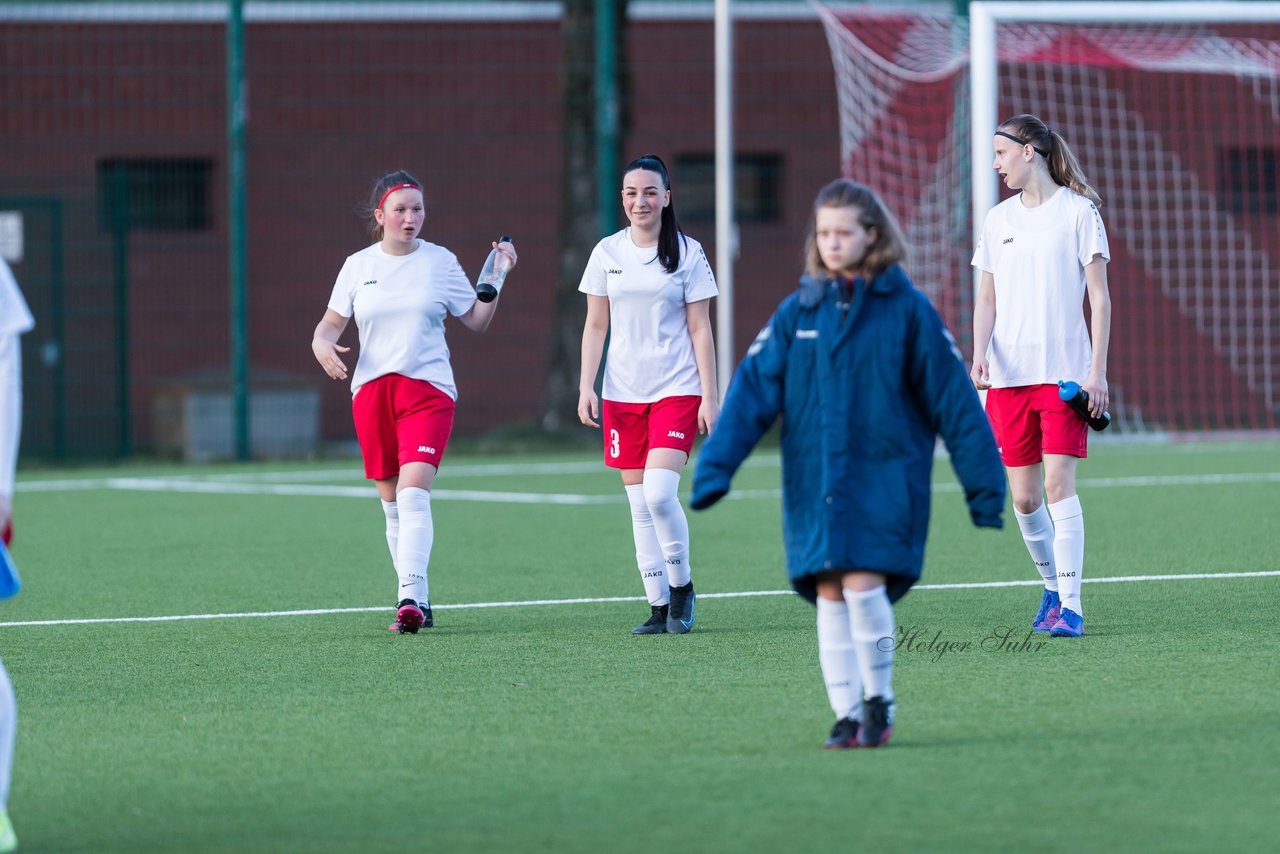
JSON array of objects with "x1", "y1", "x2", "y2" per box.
[
  {"x1": 1049, "y1": 607, "x2": 1084, "y2": 637},
  {"x1": 1032, "y1": 588, "x2": 1061, "y2": 633}
]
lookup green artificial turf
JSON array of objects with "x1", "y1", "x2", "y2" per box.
[{"x1": 2, "y1": 438, "x2": 1277, "y2": 852}]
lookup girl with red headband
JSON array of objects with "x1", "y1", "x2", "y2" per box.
[{"x1": 311, "y1": 169, "x2": 516, "y2": 634}]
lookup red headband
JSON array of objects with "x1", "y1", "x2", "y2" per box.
[{"x1": 377, "y1": 183, "x2": 422, "y2": 210}]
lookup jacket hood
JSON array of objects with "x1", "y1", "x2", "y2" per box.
[{"x1": 796, "y1": 264, "x2": 909, "y2": 307}]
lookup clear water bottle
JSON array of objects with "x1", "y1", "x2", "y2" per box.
[
  {"x1": 475, "y1": 235, "x2": 514, "y2": 303},
  {"x1": 1058, "y1": 380, "x2": 1112, "y2": 431}
]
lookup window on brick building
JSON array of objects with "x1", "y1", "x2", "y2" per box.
[
  {"x1": 676, "y1": 153, "x2": 782, "y2": 224},
  {"x1": 1219, "y1": 147, "x2": 1278, "y2": 215},
  {"x1": 97, "y1": 158, "x2": 214, "y2": 232}
]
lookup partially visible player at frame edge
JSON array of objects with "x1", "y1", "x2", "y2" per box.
[
  {"x1": 691, "y1": 180, "x2": 1006, "y2": 749},
  {"x1": 971, "y1": 113, "x2": 1113, "y2": 639},
  {"x1": 577, "y1": 154, "x2": 719, "y2": 636},
  {"x1": 0, "y1": 256, "x2": 33, "y2": 852},
  {"x1": 312, "y1": 170, "x2": 516, "y2": 634}
]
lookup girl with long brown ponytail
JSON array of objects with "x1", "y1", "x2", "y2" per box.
[{"x1": 971, "y1": 114, "x2": 1113, "y2": 639}]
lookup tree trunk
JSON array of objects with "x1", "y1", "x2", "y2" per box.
[{"x1": 541, "y1": 0, "x2": 628, "y2": 431}]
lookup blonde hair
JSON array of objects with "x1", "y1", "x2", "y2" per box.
[
  {"x1": 998, "y1": 114, "x2": 1102, "y2": 206},
  {"x1": 803, "y1": 179, "x2": 907, "y2": 280}
]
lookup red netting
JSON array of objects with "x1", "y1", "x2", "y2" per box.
[{"x1": 816, "y1": 4, "x2": 1280, "y2": 431}]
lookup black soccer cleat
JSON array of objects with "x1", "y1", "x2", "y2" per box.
[
  {"x1": 857, "y1": 696, "x2": 895, "y2": 748},
  {"x1": 419, "y1": 601, "x2": 434, "y2": 629},
  {"x1": 632, "y1": 604, "x2": 669, "y2": 635},
  {"x1": 824, "y1": 716, "x2": 861, "y2": 750},
  {"x1": 666, "y1": 582, "x2": 696, "y2": 634}
]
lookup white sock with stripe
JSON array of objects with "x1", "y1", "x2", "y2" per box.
[
  {"x1": 625, "y1": 484, "x2": 667, "y2": 606},
  {"x1": 817, "y1": 596, "x2": 863, "y2": 722},
  {"x1": 643, "y1": 468, "x2": 692, "y2": 588},
  {"x1": 1049, "y1": 495, "x2": 1085, "y2": 616},
  {"x1": 845, "y1": 585, "x2": 895, "y2": 701},
  {"x1": 395, "y1": 487, "x2": 433, "y2": 605},
  {"x1": 1015, "y1": 503, "x2": 1058, "y2": 591}
]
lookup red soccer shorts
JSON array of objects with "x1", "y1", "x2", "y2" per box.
[
  {"x1": 352, "y1": 373, "x2": 455, "y2": 480},
  {"x1": 600, "y1": 395, "x2": 701, "y2": 469},
  {"x1": 985, "y1": 384, "x2": 1088, "y2": 467}
]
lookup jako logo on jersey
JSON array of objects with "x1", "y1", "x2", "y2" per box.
[
  {"x1": 606, "y1": 268, "x2": 623, "y2": 275},
  {"x1": 667, "y1": 430, "x2": 685, "y2": 440},
  {"x1": 1002, "y1": 237, "x2": 1014, "y2": 244},
  {"x1": 361, "y1": 279, "x2": 377, "y2": 286},
  {"x1": 417, "y1": 445, "x2": 436, "y2": 454}
]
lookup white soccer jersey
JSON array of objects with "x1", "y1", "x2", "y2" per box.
[
  {"x1": 579, "y1": 229, "x2": 718, "y2": 403},
  {"x1": 0, "y1": 259, "x2": 34, "y2": 337},
  {"x1": 972, "y1": 186, "x2": 1110, "y2": 388},
  {"x1": 327, "y1": 239, "x2": 477, "y2": 399},
  {"x1": 1, "y1": 259, "x2": 32, "y2": 501}
]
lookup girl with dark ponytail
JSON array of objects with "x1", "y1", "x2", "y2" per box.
[{"x1": 576, "y1": 154, "x2": 720, "y2": 636}]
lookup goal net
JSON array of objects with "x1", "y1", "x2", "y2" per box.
[{"x1": 815, "y1": 1, "x2": 1280, "y2": 432}]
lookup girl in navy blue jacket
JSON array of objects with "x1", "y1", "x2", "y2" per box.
[{"x1": 691, "y1": 180, "x2": 1005, "y2": 749}]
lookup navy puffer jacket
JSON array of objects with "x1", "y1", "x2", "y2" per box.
[{"x1": 691, "y1": 265, "x2": 1005, "y2": 604}]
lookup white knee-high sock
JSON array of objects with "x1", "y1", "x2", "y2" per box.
[
  {"x1": 816, "y1": 597, "x2": 863, "y2": 722},
  {"x1": 1049, "y1": 495, "x2": 1084, "y2": 615},
  {"x1": 0, "y1": 659, "x2": 14, "y2": 809},
  {"x1": 395, "y1": 487, "x2": 433, "y2": 605},
  {"x1": 845, "y1": 585, "x2": 895, "y2": 701},
  {"x1": 1015, "y1": 503, "x2": 1057, "y2": 591},
  {"x1": 643, "y1": 469, "x2": 691, "y2": 588},
  {"x1": 380, "y1": 499, "x2": 400, "y2": 575},
  {"x1": 625, "y1": 484, "x2": 668, "y2": 606},
  {"x1": 0, "y1": 335, "x2": 22, "y2": 507}
]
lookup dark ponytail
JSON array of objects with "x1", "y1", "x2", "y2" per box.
[{"x1": 623, "y1": 154, "x2": 685, "y2": 274}]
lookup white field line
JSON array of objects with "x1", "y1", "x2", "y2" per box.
[
  {"x1": 14, "y1": 470, "x2": 1280, "y2": 503},
  {"x1": 15, "y1": 453, "x2": 786, "y2": 489},
  {"x1": 2, "y1": 570, "x2": 1277, "y2": 629},
  {"x1": 13, "y1": 477, "x2": 619, "y2": 505}
]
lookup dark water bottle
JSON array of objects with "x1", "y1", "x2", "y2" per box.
[
  {"x1": 475, "y1": 235, "x2": 514, "y2": 303},
  {"x1": 1058, "y1": 380, "x2": 1111, "y2": 431}
]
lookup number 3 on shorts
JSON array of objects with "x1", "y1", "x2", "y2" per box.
[{"x1": 609, "y1": 428, "x2": 620, "y2": 459}]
